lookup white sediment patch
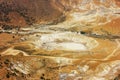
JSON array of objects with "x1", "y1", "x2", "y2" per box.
[
  {"x1": 34, "y1": 32, "x2": 98, "y2": 51},
  {"x1": 42, "y1": 42, "x2": 87, "y2": 51}
]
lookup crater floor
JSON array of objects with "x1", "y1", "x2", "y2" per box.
[{"x1": 0, "y1": 0, "x2": 120, "y2": 80}]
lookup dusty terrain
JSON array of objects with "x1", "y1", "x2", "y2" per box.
[{"x1": 0, "y1": 0, "x2": 120, "y2": 80}]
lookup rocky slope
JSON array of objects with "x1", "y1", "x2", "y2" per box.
[{"x1": 0, "y1": 0, "x2": 65, "y2": 29}]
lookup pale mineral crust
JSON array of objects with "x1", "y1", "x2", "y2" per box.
[{"x1": 0, "y1": 0, "x2": 120, "y2": 80}]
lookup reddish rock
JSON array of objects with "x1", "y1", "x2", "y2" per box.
[{"x1": 0, "y1": 0, "x2": 65, "y2": 28}]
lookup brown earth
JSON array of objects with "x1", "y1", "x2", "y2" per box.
[
  {"x1": 0, "y1": 0, "x2": 120, "y2": 80},
  {"x1": 0, "y1": 0, "x2": 65, "y2": 29}
]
